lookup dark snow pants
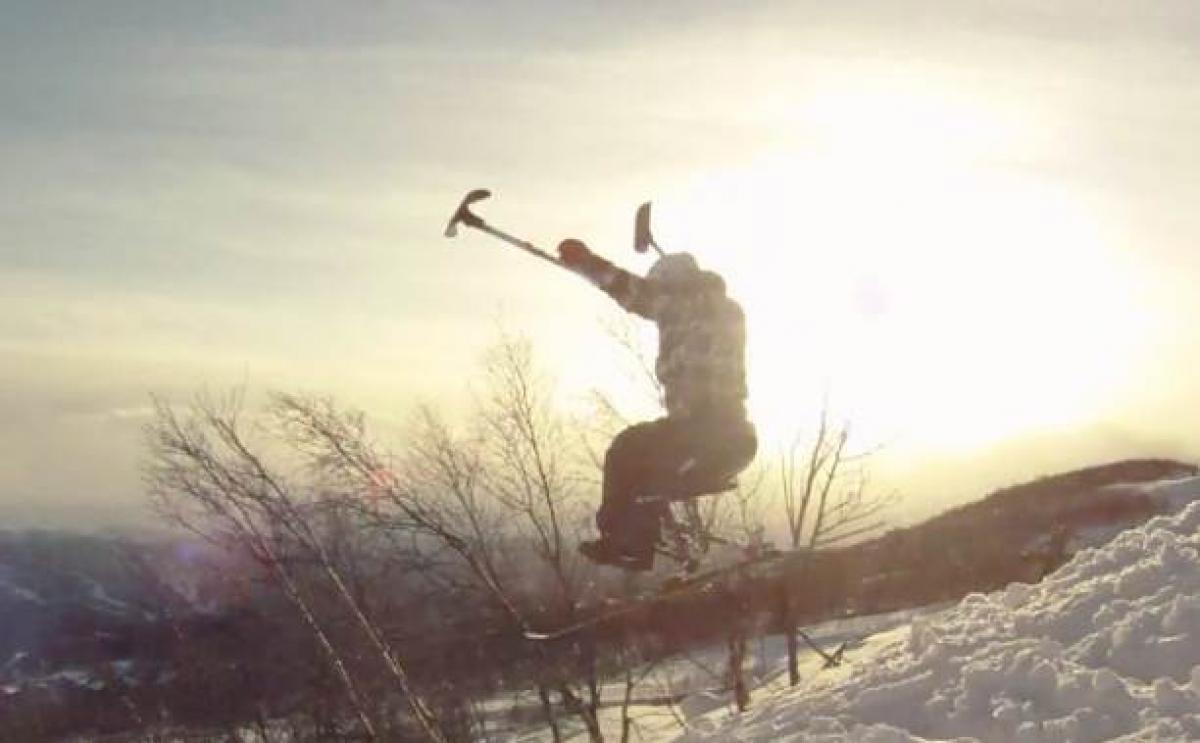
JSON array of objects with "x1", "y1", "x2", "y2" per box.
[{"x1": 596, "y1": 411, "x2": 757, "y2": 553}]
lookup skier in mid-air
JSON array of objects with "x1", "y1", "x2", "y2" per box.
[
  {"x1": 556, "y1": 238, "x2": 758, "y2": 570},
  {"x1": 442, "y1": 190, "x2": 757, "y2": 572}
]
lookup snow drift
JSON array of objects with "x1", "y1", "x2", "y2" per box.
[{"x1": 679, "y1": 476, "x2": 1200, "y2": 742}]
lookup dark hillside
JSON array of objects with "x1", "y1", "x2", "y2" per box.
[
  {"x1": 564, "y1": 459, "x2": 1200, "y2": 645},
  {"x1": 800, "y1": 458, "x2": 1199, "y2": 621}
]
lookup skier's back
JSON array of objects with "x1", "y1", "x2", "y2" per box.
[{"x1": 558, "y1": 240, "x2": 758, "y2": 570}]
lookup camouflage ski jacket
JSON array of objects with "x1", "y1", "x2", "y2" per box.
[{"x1": 573, "y1": 256, "x2": 749, "y2": 419}]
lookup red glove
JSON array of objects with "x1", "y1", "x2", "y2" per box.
[{"x1": 557, "y1": 239, "x2": 593, "y2": 268}]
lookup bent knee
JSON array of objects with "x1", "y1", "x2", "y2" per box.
[{"x1": 605, "y1": 421, "x2": 658, "y2": 465}]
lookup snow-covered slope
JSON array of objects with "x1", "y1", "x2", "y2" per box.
[
  {"x1": 0, "y1": 531, "x2": 231, "y2": 696},
  {"x1": 677, "y1": 476, "x2": 1200, "y2": 742}
]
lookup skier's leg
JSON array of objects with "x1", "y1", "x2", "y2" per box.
[
  {"x1": 701, "y1": 414, "x2": 757, "y2": 482},
  {"x1": 585, "y1": 419, "x2": 677, "y2": 568},
  {"x1": 647, "y1": 413, "x2": 757, "y2": 498},
  {"x1": 585, "y1": 414, "x2": 749, "y2": 567},
  {"x1": 596, "y1": 420, "x2": 658, "y2": 535}
]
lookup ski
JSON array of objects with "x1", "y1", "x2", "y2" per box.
[{"x1": 524, "y1": 548, "x2": 786, "y2": 643}]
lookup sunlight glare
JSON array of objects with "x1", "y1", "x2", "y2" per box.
[{"x1": 648, "y1": 78, "x2": 1152, "y2": 456}]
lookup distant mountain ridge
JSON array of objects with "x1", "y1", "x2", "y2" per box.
[
  {"x1": 0, "y1": 530, "x2": 231, "y2": 692},
  {"x1": 931, "y1": 457, "x2": 1198, "y2": 529}
]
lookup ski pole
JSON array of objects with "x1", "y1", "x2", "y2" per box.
[
  {"x1": 444, "y1": 189, "x2": 563, "y2": 268},
  {"x1": 634, "y1": 201, "x2": 667, "y2": 258}
]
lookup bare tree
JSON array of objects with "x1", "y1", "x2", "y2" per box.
[
  {"x1": 773, "y1": 403, "x2": 893, "y2": 685},
  {"x1": 475, "y1": 336, "x2": 606, "y2": 740},
  {"x1": 477, "y1": 337, "x2": 591, "y2": 611},
  {"x1": 145, "y1": 391, "x2": 450, "y2": 742},
  {"x1": 274, "y1": 336, "x2": 612, "y2": 741}
]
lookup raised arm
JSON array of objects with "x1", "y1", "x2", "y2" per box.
[{"x1": 557, "y1": 239, "x2": 662, "y2": 320}]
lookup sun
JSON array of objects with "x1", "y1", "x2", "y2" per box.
[{"x1": 651, "y1": 80, "x2": 1153, "y2": 456}]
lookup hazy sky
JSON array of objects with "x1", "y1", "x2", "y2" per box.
[{"x1": 3, "y1": 1, "x2": 1200, "y2": 529}]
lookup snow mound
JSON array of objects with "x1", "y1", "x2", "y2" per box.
[{"x1": 679, "y1": 476, "x2": 1200, "y2": 743}]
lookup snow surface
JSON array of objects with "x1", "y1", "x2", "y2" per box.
[
  {"x1": 77, "y1": 573, "x2": 133, "y2": 615},
  {"x1": 0, "y1": 566, "x2": 45, "y2": 605},
  {"x1": 672, "y1": 476, "x2": 1200, "y2": 742}
]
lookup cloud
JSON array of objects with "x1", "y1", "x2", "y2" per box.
[{"x1": 3, "y1": 1, "x2": 1200, "y2": 530}]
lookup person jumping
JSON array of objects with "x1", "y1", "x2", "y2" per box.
[{"x1": 556, "y1": 239, "x2": 758, "y2": 571}]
